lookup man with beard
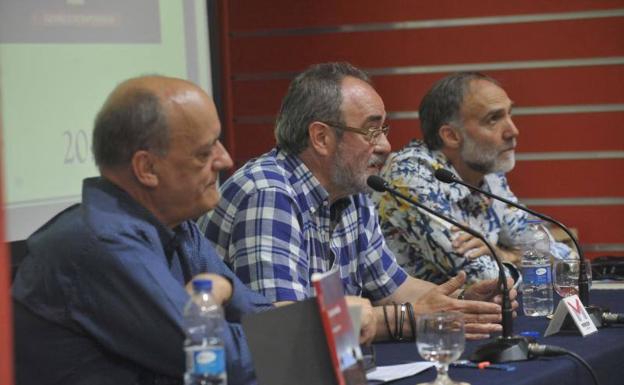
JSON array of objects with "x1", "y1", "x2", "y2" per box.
[
  {"x1": 372, "y1": 72, "x2": 572, "y2": 285},
  {"x1": 202, "y1": 63, "x2": 517, "y2": 343}
]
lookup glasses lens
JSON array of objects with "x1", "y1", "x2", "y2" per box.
[{"x1": 369, "y1": 125, "x2": 390, "y2": 143}]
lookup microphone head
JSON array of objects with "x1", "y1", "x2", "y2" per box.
[
  {"x1": 366, "y1": 175, "x2": 388, "y2": 192},
  {"x1": 434, "y1": 168, "x2": 457, "y2": 184}
]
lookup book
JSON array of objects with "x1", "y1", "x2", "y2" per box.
[
  {"x1": 241, "y1": 269, "x2": 367, "y2": 385},
  {"x1": 312, "y1": 269, "x2": 367, "y2": 385}
]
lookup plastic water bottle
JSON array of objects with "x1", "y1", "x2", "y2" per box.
[
  {"x1": 520, "y1": 221, "x2": 554, "y2": 317},
  {"x1": 184, "y1": 279, "x2": 227, "y2": 385}
]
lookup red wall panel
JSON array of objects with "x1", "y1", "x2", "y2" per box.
[
  {"x1": 231, "y1": 123, "x2": 276, "y2": 168},
  {"x1": 377, "y1": 65, "x2": 624, "y2": 111},
  {"x1": 232, "y1": 79, "x2": 290, "y2": 116},
  {"x1": 512, "y1": 113, "x2": 624, "y2": 152},
  {"x1": 532, "y1": 205, "x2": 624, "y2": 244},
  {"x1": 230, "y1": 18, "x2": 624, "y2": 73},
  {"x1": 229, "y1": 0, "x2": 624, "y2": 31},
  {"x1": 508, "y1": 159, "x2": 624, "y2": 198},
  {"x1": 385, "y1": 113, "x2": 624, "y2": 154},
  {"x1": 232, "y1": 65, "x2": 624, "y2": 118}
]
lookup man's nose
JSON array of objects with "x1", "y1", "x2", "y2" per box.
[
  {"x1": 503, "y1": 117, "x2": 519, "y2": 140},
  {"x1": 374, "y1": 132, "x2": 391, "y2": 154},
  {"x1": 213, "y1": 141, "x2": 234, "y2": 171}
]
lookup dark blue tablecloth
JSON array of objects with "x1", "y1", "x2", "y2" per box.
[{"x1": 373, "y1": 289, "x2": 624, "y2": 385}]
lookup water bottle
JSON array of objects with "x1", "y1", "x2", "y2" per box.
[
  {"x1": 520, "y1": 221, "x2": 554, "y2": 317},
  {"x1": 184, "y1": 279, "x2": 227, "y2": 385}
]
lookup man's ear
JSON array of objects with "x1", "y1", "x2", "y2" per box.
[
  {"x1": 308, "y1": 121, "x2": 335, "y2": 156},
  {"x1": 439, "y1": 124, "x2": 462, "y2": 150},
  {"x1": 131, "y1": 150, "x2": 159, "y2": 188}
]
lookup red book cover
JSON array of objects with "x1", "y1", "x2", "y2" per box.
[{"x1": 312, "y1": 270, "x2": 366, "y2": 385}]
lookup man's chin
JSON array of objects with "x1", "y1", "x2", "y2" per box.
[
  {"x1": 495, "y1": 155, "x2": 515, "y2": 173},
  {"x1": 202, "y1": 192, "x2": 221, "y2": 212},
  {"x1": 466, "y1": 161, "x2": 493, "y2": 175}
]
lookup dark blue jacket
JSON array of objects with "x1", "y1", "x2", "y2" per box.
[{"x1": 12, "y1": 177, "x2": 272, "y2": 385}]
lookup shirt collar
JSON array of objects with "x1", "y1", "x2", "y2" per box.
[
  {"x1": 276, "y1": 148, "x2": 331, "y2": 214},
  {"x1": 82, "y1": 176, "x2": 179, "y2": 251}
]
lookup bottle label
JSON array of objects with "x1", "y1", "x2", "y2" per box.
[
  {"x1": 187, "y1": 345, "x2": 225, "y2": 376},
  {"x1": 523, "y1": 265, "x2": 552, "y2": 285}
]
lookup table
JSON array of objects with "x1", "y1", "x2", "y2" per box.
[{"x1": 373, "y1": 289, "x2": 624, "y2": 385}]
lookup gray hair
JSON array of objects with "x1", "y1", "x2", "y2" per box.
[
  {"x1": 92, "y1": 89, "x2": 169, "y2": 169},
  {"x1": 275, "y1": 62, "x2": 372, "y2": 155},
  {"x1": 419, "y1": 72, "x2": 499, "y2": 150}
]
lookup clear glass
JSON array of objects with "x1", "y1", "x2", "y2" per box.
[
  {"x1": 552, "y1": 259, "x2": 593, "y2": 298},
  {"x1": 416, "y1": 312, "x2": 469, "y2": 385}
]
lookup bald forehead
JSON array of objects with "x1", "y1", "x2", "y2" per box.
[
  {"x1": 109, "y1": 76, "x2": 199, "y2": 104},
  {"x1": 340, "y1": 76, "x2": 385, "y2": 124},
  {"x1": 461, "y1": 79, "x2": 510, "y2": 112},
  {"x1": 108, "y1": 75, "x2": 217, "y2": 120},
  {"x1": 465, "y1": 79, "x2": 506, "y2": 102}
]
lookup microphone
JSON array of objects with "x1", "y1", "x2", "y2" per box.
[
  {"x1": 602, "y1": 312, "x2": 624, "y2": 325},
  {"x1": 434, "y1": 168, "x2": 603, "y2": 327},
  {"x1": 367, "y1": 175, "x2": 531, "y2": 362}
]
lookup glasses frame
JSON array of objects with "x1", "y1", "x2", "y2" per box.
[{"x1": 321, "y1": 121, "x2": 390, "y2": 143}]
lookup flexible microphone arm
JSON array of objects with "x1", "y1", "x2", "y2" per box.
[
  {"x1": 434, "y1": 168, "x2": 590, "y2": 306},
  {"x1": 367, "y1": 175, "x2": 513, "y2": 338}
]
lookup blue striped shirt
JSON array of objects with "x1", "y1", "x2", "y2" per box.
[{"x1": 203, "y1": 148, "x2": 407, "y2": 302}]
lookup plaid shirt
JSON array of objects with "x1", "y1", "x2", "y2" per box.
[
  {"x1": 202, "y1": 148, "x2": 407, "y2": 302},
  {"x1": 371, "y1": 139, "x2": 573, "y2": 284}
]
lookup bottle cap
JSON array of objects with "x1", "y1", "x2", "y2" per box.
[
  {"x1": 520, "y1": 331, "x2": 541, "y2": 340},
  {"x1": 192, "y1": 279, "x2": 212, "y2": 292}
]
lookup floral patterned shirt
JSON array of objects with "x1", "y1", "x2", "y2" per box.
[{"x1": 371, "y1": 140, "x2": 572, "y2": 284}]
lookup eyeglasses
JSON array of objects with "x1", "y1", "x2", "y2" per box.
[{"x1": 321, "y1": 121, "x2": 390, "y2": 144}]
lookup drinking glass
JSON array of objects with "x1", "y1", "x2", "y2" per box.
[
  {"x1": 416, "y1": 312, "x2": 469, "y2": 385},
  {"x1": 552, "y1": 259, "x2": 592, "y2": 298}
]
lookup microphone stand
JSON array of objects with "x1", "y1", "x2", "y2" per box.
[
  {"x1": 434, "y1": 169, "x2": 605, "y2": 329},
  {"x1": 367, "y1": 176, "x2": 531, "y2": 362}
]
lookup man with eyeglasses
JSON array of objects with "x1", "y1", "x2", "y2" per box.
[{"x1": 201, "y1": 63, "x2": 516, "y2": 343}]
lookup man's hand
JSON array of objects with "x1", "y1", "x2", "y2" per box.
[
  {"x1": 451, "y1": 227, "x2": 489, "y2": 260},
  {"x1": 451, "y1": 226, "x2": 522, "y2": 266},
  {"x1": 412, "y1": 271, "x2": 505, "y2": 340},
  {"x1": 186, "y1": 273, "x2": 233, "y2": 306},
  {"x1": 465, "y1": 276, "x2": 519, "y2": 312},
  {"x1": 345, "y1": 296, "x2": 376, "y2": 345}
]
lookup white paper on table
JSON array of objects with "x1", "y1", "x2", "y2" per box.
[{"x1": 366, "y1": 361, "x2": 435, "y2": 382}]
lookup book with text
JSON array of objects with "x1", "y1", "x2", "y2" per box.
[{"x1": 312, "y1": 269, "x2": 367, "y2": 385}]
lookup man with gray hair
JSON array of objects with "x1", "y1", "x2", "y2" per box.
[
  {"x1": 203, "y1": 63, "x2": 517, "y2": 343},
  {"x1": 373, "y1": 72, "x2": 572, "y2": 285},
  {"x1": 12, "y1": 75, "x2": 272, "y2": 385}
]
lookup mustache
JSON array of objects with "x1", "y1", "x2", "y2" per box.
[
  {"x1": 367, "y1": 154, "x2": 388, "y2": 168},
  {"x1": 504, "y1": 139, "x2": 517, "y2": 151}
]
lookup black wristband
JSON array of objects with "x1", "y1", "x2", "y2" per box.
[
  {"x1": 405, "y1": 302, "x2": 417, "y2": 342},
  {"x1": 397, "y1": 303, "x2": 406, "y2": 341},
  {"x1": 382, "y1": 304, "x2": 393, "y2": 339},
  {"x1": 393, "y1": 302, "x2": 399, "y2": 340}
]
